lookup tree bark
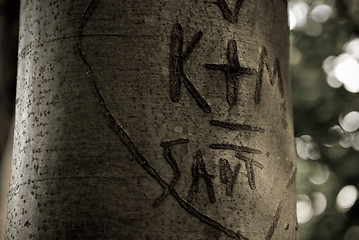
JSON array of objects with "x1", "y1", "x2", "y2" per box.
[{"x1": 6, "y1": 0, "x2": 296, "y2": 239}]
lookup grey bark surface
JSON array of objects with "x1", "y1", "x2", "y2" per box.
[{"x1": 6, "y1": 0, "x2": 296, "y2": 239}]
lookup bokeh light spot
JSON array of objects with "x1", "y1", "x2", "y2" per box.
[
  {"x1": 334, "y1": 54, "x2": 359, "y2": 93},
  {"x1": 312, "y1": 192, "x2": 327, "y2": 216},
  {"x1": 340, "y1": 111, "x2": 359, "y2": 132},
  {"x1": 310, "y1": 4, "x2": 332, "y2": 23},
  {"x1": 324, "y1": 38, "x2": 359, "y2": 92},
  {"x1": 297, "y1": 194, "x2": 313, "y2": 224},
  {"x1": 344, "y1": 38, "x2": 359, "y2": 59},
  {"x1": 288, "y1": 1, "x2": 309, "y2": 30},
  {"x1": 323, "y1": 56, "x2": 336, "y2": 74},
  {"x1": 326, "y1": 72, "x2": 342, "y2": 88},
  {"x1": 336, "y1": 185, "x2": 358, "y2": 212},
  {"x1": 309, "y1": 163, "x2": 329, "y2": 185},
  {"x1": 296, "y1": 135, "x2": 321, "y2": 160},
  {"x1": 304, "y1": 18, "x2": 323, "y2": 36}
]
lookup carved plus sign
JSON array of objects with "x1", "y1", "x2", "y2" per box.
[{"x1": 205, "y1": 40, "x2": 256, "y2": 106}]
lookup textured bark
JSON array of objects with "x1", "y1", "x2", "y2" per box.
[{"x1": 6, "y1": 0, "x2": 296, "y2": 239}]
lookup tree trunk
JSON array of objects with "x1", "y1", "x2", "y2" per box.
[{"x1": 6, "y1": 0, "x2": 296, "y2": 239}]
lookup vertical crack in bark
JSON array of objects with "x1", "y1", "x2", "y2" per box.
[
  {"x1": 75, "y1": 1, "x2": 248, "y2": 239},
  {"x1": 265, "y1": 166, "x2": 296, "y2": 240}
]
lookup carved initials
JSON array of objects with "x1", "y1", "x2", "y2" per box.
[
  {"x1": 254, "y1": 46, "x2": 287, "y2": 128},
  {"x1": 215, "y1": 0, "x2": 245, "y2": 23},
  {"x1": 187, "y1": 150, "x2": 216, "y2": 203},
  {"x1": 205, "y1": 40, "x2": 255, "y2": 106},
  {"x1": 219, "y1": 158, "x2": 241, "y2": 196},
  {"x1": 153, "y1": 139, "x2": 189, "y2": 207},
  {"x1": 210, "y1": 144, "x2": 263, "y2": 190},
  {"x1": 235, "y1": 152, "x2": 262, "y2": 190},
  {"x1": 169, "y1": 23, "x2": 211, "y2": 113},
  {"x1": 254, "y1": 46, "x2": 284, "y2": 104}
]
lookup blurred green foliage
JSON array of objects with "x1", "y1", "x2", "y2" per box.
[{"x1": 290, "y1": 0, "x2": 359, "y2": 239}]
